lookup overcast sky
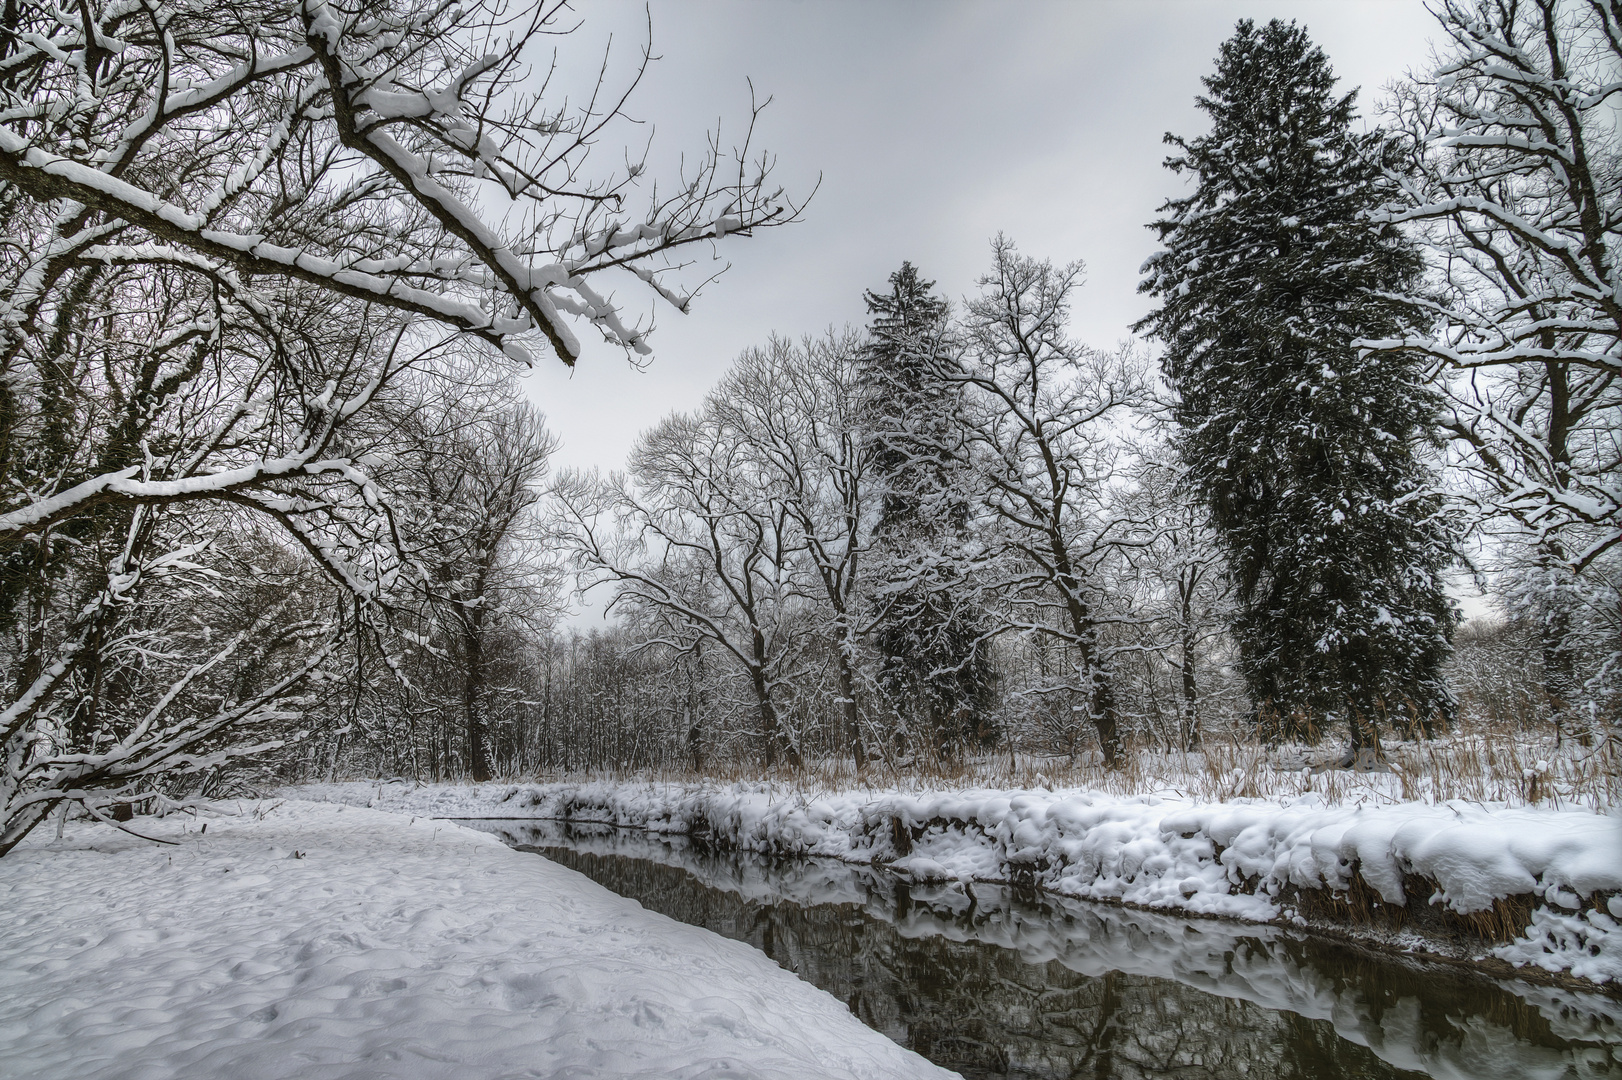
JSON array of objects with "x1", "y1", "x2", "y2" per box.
[
  {"x1": 521, "y1": 1, "x2": 1460, "y2": 623},
  {"x1": 521, "y1": 0, "x2": 1444, "y2": 475}
]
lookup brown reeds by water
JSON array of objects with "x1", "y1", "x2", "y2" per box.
[
  {"x1": 1281, "y1": 869, "x2": 1540, "y2": 947},
  {"x1": 524, "y1": 715, "x2": 1620, "y2": 812}
]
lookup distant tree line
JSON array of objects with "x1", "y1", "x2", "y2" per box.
[{"x1": 468, "y1": 3, "x2": 1611, "y2": 779}]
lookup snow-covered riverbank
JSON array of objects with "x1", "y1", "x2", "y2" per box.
[
  {"x1": 0, "y1": 800, "x2": 955, "y2": 1080},
  {"x1": 291, "y1": 780, "x2": 1622, "y2": 988}
]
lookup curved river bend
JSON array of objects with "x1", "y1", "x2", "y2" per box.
[{"x1": 457, "y1": 819, "x2": 1621, "y2": 1080}]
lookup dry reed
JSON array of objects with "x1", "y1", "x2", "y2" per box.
[{"x1": 519, "y1": 714, "x2": 1621, "y2": 811}]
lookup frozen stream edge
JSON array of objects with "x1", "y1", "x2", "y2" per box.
[
  {"x1": 286, "y1": 780, "x2": 1622, "y2": 992},
  {"x1": 476, "y1": 817, "x2": 1622, "y2": 1080}
]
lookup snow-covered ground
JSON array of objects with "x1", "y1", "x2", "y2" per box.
[
  {"x1": 0, "y1": 801, "x2": 956, "y2": 1080},
  {"x1": 289, "y1": 780, "x2": 1622, "y2": 985}
]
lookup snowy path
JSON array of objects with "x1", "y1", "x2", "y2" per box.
[{"x1": 0, "y1": 801, "x2": 957, "y2": 1080}]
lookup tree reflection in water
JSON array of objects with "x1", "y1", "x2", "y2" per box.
[{"x1": 459, "y1": 819, "x2": 1621, "y2": 1080}]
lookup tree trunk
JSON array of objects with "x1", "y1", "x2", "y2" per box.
[
  {"x1": 756, "y1": 682, "x2": 802, "y2": 771},
  {"x1": 1344, "y1": 687, "x2": 1385, "y2": 766},
  {"x1": 1087, "y1": 665, "x2": 1122, "y2": 768},
  {"x1": 747, "y1": 619, "x2": 801, "y2": 770},
  {"x1": 836, "y1": 615, "x2": 866, "y2": 769},
  {"x1": 1178, "y1": 587, "x2": 1201, "y2": 752},
  {"x1": 685, "y1": 703, "x2": 703, "y2": 772},
  {"x1": 464, "y1": 618, "x2": 492, "y2": 783},
  {"x1": 1053, "y1": 552, "x2": 1122, "y2": 767}
]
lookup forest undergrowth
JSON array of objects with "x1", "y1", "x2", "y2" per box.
[{"x1": 495, "y1": 714, "x2": 1621, "y2": 813}]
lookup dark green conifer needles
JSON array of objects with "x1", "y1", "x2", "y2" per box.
[{"x1": 1137, "y1": 19, "x2": 1457, "y2": 748}]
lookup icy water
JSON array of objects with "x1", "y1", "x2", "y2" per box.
[{"x1": 459, "y1": 818, "x2": 1621, "y2": 1080}]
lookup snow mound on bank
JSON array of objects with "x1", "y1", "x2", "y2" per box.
[
  {"x1": 0, "y1": 801, "x2": 956, "y2": 1080},
  {"x1": 292, "y1": 780, "x2": 1622, "y2": 982}
]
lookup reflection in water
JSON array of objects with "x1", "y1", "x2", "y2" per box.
[{"x1": 461, "y1": 819, "x2": 1622, "y2": 1080}]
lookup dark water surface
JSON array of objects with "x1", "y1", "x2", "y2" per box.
[{"x1": 457, "y1": 818, "x2": 1621, "y2": 1080}]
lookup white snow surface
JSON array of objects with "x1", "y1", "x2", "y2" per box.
[
  {"x1": 290, "y1": 780, "x2": 1622, "y2": 983},
  {"x1": 0, "y1": 800, "x2": 957, "y2": 1080}
]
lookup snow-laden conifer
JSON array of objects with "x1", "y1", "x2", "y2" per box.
[
  {"x1": 1137, "y1": 19, "x2": 1458, "y2": 750},
  {"x1": 857, "y1": 265, "x2": 997, "y2": 754}
]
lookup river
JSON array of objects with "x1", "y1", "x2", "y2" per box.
[{"x1": 457, "y1": 818, "x2": 1621, "y2": 1080}]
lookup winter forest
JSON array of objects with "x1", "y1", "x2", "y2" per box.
[
  {"x1": 1, "y1": 0, "x2": 1618, "y2": 855},
  {"x1": 3, "y1": 1, "x2": 1622, "y2": 1077}
]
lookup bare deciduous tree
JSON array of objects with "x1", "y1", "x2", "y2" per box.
[
  {"x1": 557, "y1": 412, "x2": 807, "y2": 769},
  {"x1": 951, "y1": 238, "x2": 1150, "y2": 766},
  {"x1": 709, "y1": 332, "x2": 875, "y2": 765},
  {"x1": 1118, "y1": 444, "x2": 1233, "y2": 750},
  {"x1": 380, "y1": 369, "x2": 559, "y2": 782},
  {"x1": 1376, "y1": 0, "x2": 1620, "y2": 727},
  {"x1": 0, "y1": 0, "x2": 800, "y2": 850}
]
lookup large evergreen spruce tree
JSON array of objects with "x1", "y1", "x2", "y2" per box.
[
  {"x1": 863, "y1": 263, "x2": 954, "y2": 533},
  {"x1": 858, "y1": 263, "x2": 996, "y2": 753},
  {"x1": 1136, "y1": 20, "x2": 1457, "y2": 752}
]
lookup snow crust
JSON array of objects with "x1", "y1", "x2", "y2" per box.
[
  {"x1": 0, "y1": 801, "x2": 955, "y2": 1080},
  {"x1": 294, "y1": 780, "x2": 1622, "y2": 983}
]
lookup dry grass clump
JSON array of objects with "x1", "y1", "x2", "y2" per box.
[
  {"x1": 1282, "y1": 868, "x2": 1537, "y2": 947},
  {"x1": 1385, "y1": 722, "x2": 1620, "y2": 810}
]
